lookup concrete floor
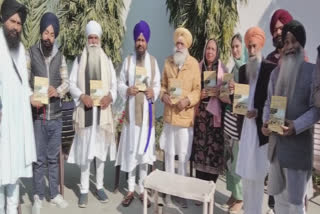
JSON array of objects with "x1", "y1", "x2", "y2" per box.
[{"x1": 19, "y1": 160, "x2": 320, "y2": 214}]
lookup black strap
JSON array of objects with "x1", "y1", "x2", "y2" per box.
[{"x1": 11, "y1": 58, "x2": 22, "y2": 84}]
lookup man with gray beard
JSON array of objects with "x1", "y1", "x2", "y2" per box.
[
  {"x1": 262, "y1": 20, "x2": 320, "y2": 214},
  {"x1": 235, "y1": 27, "x2": 276, "y2": 214},
  {"x1": 68, "y1": 21, "x2": 117, "y2": 208}
]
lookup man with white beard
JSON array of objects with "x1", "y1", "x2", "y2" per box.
[
  {"x1": 159, "y1": 27, "x2": 200, "y2": 207},
  {"x1": 262, "y1": 20, "x2": 320, "y2": 214},
  {"x1": 68, "y1": 21, "x2": 117, "y2": 208},
  {"x1": 235, "y1": 27, "x2": 277, "y2": 214},
  {"x1": 0, "y1": 1, "x2": 37, "y2": 213}
]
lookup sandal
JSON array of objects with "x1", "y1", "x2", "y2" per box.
[
  {"x1": 229, "y1": 200, "x2": 243, "y2": 214},
  {"x1": 122, "y1": 193, "x2": 134, "y2": 207}
]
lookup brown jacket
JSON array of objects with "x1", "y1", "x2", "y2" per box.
[{"x1": 160, "y1": 55, "x2": 201, "y2": 127}]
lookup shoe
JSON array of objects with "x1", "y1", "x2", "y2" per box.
[
  {"x1": 32, "y1": 195, "x2": 42, "y2": 214},
  {"x1": 222, "y1": 196, "x2": 236, "y2": 209},
  {"x1": 195, "y1": 201, "x2": 202, "y2": 206},
  {"x1": 51, "y1": 194, "x2": 68, "y2": 208},
  {"x1": 229, "y1": 200, "x2": 243, "y2": 214},
  {"x1": 78, "y1": 193, "x2": 88, "y2": 208},
  {"x1": 266, "y1": 209, "x2": 275, "y2": 214},
  {"x1": 139, "y1": 193, "x2": 151, "y2": 208},
  {"x1": 96, "y1": 189, "x2": 109, "y2": 203},
  {"x1": 122, "y1": 192, "x2": 134, "y2": 207}
]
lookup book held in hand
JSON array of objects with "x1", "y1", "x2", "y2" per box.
[
  {"x1": 233, "y1": 83, "x2": 249, "y2": 115},
  {"x1": 268, "y1": 96, "x2": 287, "y2": 134},
  {"x1": 34, "y1": 76, "x2": 49, "y2": 104},
  {"x1": 219, "y1": 73, "x2": 233, "y2": 98},
  {"x1": 90, "y1": 80, "x2": 103, "y2": 106},
  {"x1": 203, "y1": 71, "x2": 216, "y2": 96},
  {"x1": 135, "y1": 66, "x2": 148, "y2": 91},
  {"x1": 168, "y1": 78, "x2": 183, "y2": 104}
]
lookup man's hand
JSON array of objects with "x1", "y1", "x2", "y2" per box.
[
  {"x1": 280, "y1": 119, "x2": 295, "y2": 136},
  {"x1": 30, "y1": 95, "x2": 44, "y2": 108},
  {"x1": 261, "y1": 122, "x2": 272, "y2": 136},
  {"x1": 219, "y1": 95, "x2": 231, "y2": 104},
  {"x1": 145, "y1": 88, "x2": 154, "y2": 100},
  {"x1": 246, "y1": 109, "x2": 258, "y2": 119},
  {"x1": 100, "y1": 94, "x2": 112, "y2": 110},
  {"x1": 80, "y1": 94, "x2": 93, "y2": 108},
  {"x1": 200, "y1": 89, "x2": 208, "y2": 100},
  {"x1": 176, "y1": 97, "x2": 190, "y2": 111},
  {"x1": 127, "y1": 86, "x2": 139, "y2": 96},
  {"x1": 229, "y1": 80, "x2": 235, "y2": 94},
  {"x1": 207, "y1": 87, "x2": 219, "y2": 97},
  {"x1": 162, "y1": 93, "x2": 172, "y2": 106},
  {"x1": 48, "y1": 86, "x2": 59, "y2": 98}
]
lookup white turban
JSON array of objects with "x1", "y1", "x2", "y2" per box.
[{"x1": 85, "y1": 20, "x2": 102, "y2": 38}]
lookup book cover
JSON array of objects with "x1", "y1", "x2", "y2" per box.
[
  {"x1": 168, "y1": 78, "x2": 183, "y2": 104},
  {"x1": 268, "y1": 96, "x2": 287, "y2": 134},
  {"x1": 233, "y1": 83, "x2": 249, "y2": 115},
  {"x1": 135, "y1": 66, "x2": 148, "y2": 91},
  {"x1": 203, "y1": 71, "x2": 216, "y2": 96},
  {"x1": 219, "y1": 73, "x2": 233, "y2": 98},
  {"x1": 34, "y1": 76, "x2": 49, "y2": 105},
  {"x1": 90, "y1": 80, "x2": 103, "y2": 106}
]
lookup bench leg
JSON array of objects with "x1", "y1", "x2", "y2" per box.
[
  {"x1": 209, "y1": 196, "x2": 214, "y2": 214},
  {"x1": 203, "y1": 201, "x2": 208, "y2": 214},
  {"x1": 143, "y1": 189, "x2": 148, "y2": 214},
  {"x1": 154, "y1": 191, "x2": 159, "y2": 213}
]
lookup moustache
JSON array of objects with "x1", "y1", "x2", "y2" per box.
[{"x1": 42, "y1": 39, "x2": 53, "y2": 47}]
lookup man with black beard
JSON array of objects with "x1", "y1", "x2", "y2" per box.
[
  {"x1": 27, "y1": 12, "x2": 69, "y2": 213},
  {"x1": 0, "y1": 1, "x2": 37, "y2": 214},
  {"x1": 262, "y1": 20, "x2": 320, "y2": 214},
  {"x1": 267, "y1": 9, "x2": 293, "y2": 64},
  {"x1": 235, "y1": 27, "x2": 276, "y2": 214}
]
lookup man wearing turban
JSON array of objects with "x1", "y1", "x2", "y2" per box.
[
  {"x1": 27, "y1": 12, "x2": 69, "y2": 213},
  {"x1": 267, "y1": 9, "x2": 293, "y2": 64},
  {"x1": 116, "y1": 20, "x2": 160, "y2": 208},
  {"x1": 235, "y1": 26, "x2": 276, "y2": 214},
  {"x1": 0, "y1": 0, "x2": 37, "y2": 213},
  {"x1": 262, "y1": 20, "x2": 320, "y2": 214},
  {"x1": 68, "y1": 21, "x2": 117, "y2": 208},
  {"x1": 159, "y1": 27, "x2": 200, "y2": 207}
]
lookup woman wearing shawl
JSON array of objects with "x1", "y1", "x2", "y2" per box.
[
  {"x1": 192, "y1": 39, "x2": 227, "y2": 188},
  {"x1": 222, "y1": 33, "x2": 247, "y2": 213}
]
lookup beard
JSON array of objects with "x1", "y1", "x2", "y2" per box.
[
  {"x1": 246, "y1": 53, "x2": 262, "y2": 81},
  {"x1": 3, "y1": 25, "x2": 21, "y2": 50},
  {"x1": 173, "y1": 47, "x2": 188, "y2": 67},
  {"x1": 41, "y1": 39, "x2": 54, "y2": 57},
  {"x1": 87, "y1": 45, "x2": 101, "y2": 80},
  {"x1": 272, "y1": 35, "x2": 283, "y2": 49},
  {"x1": 275, "y1": 47, "x2": 304, "y2": 104}
]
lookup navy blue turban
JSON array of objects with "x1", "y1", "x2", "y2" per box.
[{"x1": 40, "y1": 12, "x2": 60, "y2": 38}]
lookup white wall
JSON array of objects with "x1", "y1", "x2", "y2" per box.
[{"x1": 236, "y1": 0, "x2": 320, "y2": 63}]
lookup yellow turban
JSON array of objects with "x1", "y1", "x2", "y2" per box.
[
  {"x1": 173, "y1": 27, "x2": 193, "y2": 48},
  {"x1": 244, "y1": 27, "x2": 266, "y2": 49}
]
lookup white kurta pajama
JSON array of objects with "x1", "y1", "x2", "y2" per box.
[
  {"x1": 236, "y1": 65, "x2": 269, "y2": 214},
  {"x1": 68, "y1": 48, "x2": 117, "y2": 194},
  {"x1": 115, "y1": 52, "x2": 160, "y2": 193},
  {"x1": 0, "y1": 29, "x2": 36, "y2": 214}
]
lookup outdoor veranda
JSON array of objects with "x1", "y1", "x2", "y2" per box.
[{"x1": 19, "y1": 159, "x2": 320, "y2": 214}]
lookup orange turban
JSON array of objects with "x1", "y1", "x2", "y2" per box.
[
  {"x1": 244, "y1": 27, "x2": 266, "y2": 48},
  {"x1": 173, "y1": 27, "x2": 193, "y2": 48}
]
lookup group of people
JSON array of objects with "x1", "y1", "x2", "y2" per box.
[{"x1": 0, "y1": 0, "x2": 319, "y2": 214}]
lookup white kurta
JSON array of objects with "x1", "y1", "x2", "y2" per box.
[
  {"x1": 115, "y1": 52, "x2": 161, "y2": 172},
  {"x1": 67, "y1": 55, "x2": 117, "y2": 166},
  {"x1": 236, "y1": 65, "x2": 269, "y2": 181},
  {"x1": 0, "y1": 29, "x2": 36, "y2": 185}
]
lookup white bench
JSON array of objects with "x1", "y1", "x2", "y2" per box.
[{"x1": 143, "y1": 169, "x2": 216, "y2": 214}]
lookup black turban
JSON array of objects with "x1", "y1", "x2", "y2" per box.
[
  {"x1": 0, "y1": 0, "x2": 27, "y2": 24},
  {"x1": 282, "y1": 20, "x2": 306, "y2": 48},
  {"x1": 40, "y1": 12, "x2": 60, "y2": 38}
]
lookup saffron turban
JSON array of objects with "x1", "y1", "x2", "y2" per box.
[
  {"x1": 244, "y1": 27, "x2": 266, "y2": 48},
  {"x1": 40, "y1": 12, "x2": 60, "y2": 38},
  {"x1": 0, "y1": 0, "x2": 27, "y2": 24},
  {"x1": 282, "y1": 20, "x2": 306, "y2": 48},
  {"x1": 270, "y1": 9, "x2": 293, "y2": 35},
  {"x1": 173, "y1": 27, "x2": 193, "y2": 48},
  {"x1": 85, "y1": 20, "x2": 103, "y2": 38},
  {"x1": 133, "y1": 20, "x2": 150, "y2": 43}
]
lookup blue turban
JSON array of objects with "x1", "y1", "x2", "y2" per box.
[
  {"x1": 133, "y1": 20, "x2": 150, "y2": 43},
  {"x1": 40, "y1": 12, "x2": 60, "y2": 38}
]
